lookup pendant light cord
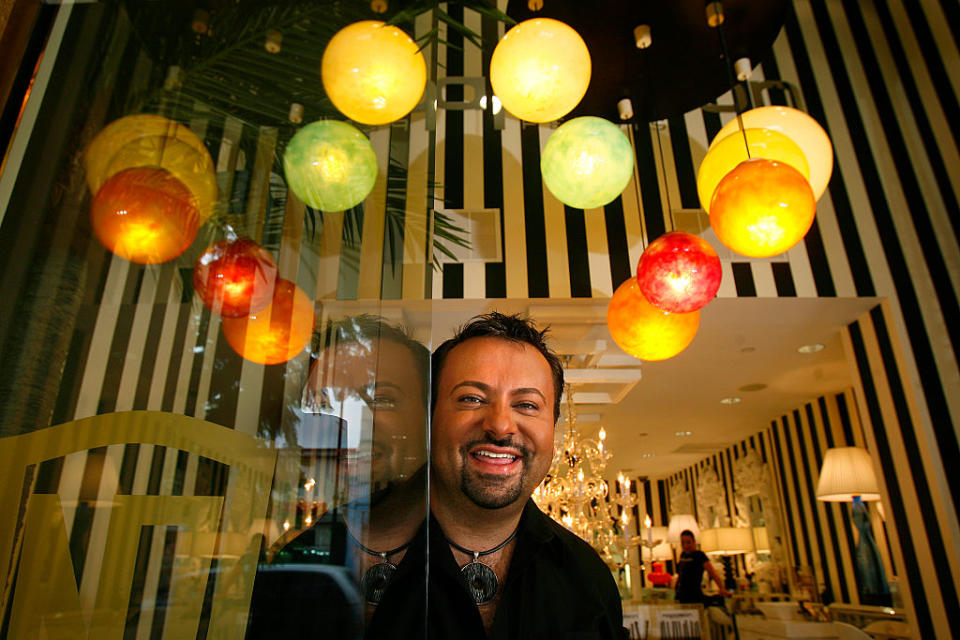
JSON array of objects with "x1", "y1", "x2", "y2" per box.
[
  {"x1": 654, "y1": 121, "x2": 676, "y2": 231},
  {"x1": 709, "y1": 1, "x2": 751, "y2": 158}
]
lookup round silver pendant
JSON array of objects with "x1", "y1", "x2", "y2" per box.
[
  {"x1": 460, "y1": 561, "x2": 499, "y2": 605},
  {"x1": 360, "y1": 561, "x2": 397, "y2": 604}
]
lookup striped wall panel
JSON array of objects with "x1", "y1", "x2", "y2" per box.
[
  {"x1": 844, "y1": 302, "x2": 960, "y2": 639},
  {"x1": 664, "y1": 390, "x2": 893, "y2": 611}
]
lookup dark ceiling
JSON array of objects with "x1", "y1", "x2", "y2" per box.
[{"x1": 505, "y1": 0, "x2": 790, "y2": 122}]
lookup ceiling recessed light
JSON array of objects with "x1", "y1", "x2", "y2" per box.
[
  {"x1": 674, "y1": 430, "x2": 692, "y2": 436},
  {"x1": 641, "y1": 453, "x2": 656, "y2": 458},
  {"x1": 720, "y1": 397, "x2": 742, "y2": 405},
  {"x1": 738, "y1": 383, "x2": 767, "y2": 392},
  {"x1": 798, "y1": 343, "x2": 824, "y2": 354}
]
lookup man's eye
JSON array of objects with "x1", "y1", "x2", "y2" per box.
[
  {"x1": 515, "y1": 401, "x2": 539, "y2": 411},
  {"x1": 370, "y1": 395, "x2": 397, "y2": 408},
  {"x1": 457, "y1": 395, "x2": 483, "y2": 404}
]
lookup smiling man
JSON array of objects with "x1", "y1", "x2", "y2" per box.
[{"x1": 422, "y1": 312, "x2": 626, "y2": 640}]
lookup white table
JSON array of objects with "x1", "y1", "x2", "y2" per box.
[{"x1": 738, "y1": 616, "x2": 838, "y2": 640}]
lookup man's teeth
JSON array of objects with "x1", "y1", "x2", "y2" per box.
[{"x1": 476, "y1": 451, "x2": 517, "y2": 459}]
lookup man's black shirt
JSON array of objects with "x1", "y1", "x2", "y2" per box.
[
  {"x1": 247, "y1": 500, "x2": 626, "y2": 639},
  {"x1": 370, "y1": 499, "x2": 626, "y2": 640}
]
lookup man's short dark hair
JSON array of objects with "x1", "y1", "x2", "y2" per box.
[
  {"x1": 680, "y1": 529, "x2": 696, "y2": 540},
  {"x1": 431, "y1": 312, "x2": 565, "y2": 421},
  {"x1": 318, "y1": 314, "x2": 430, "y2": 406}
]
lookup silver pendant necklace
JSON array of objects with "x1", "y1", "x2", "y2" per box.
[
  {"x1": 351, "y1": 536, "x2": 412, "y2": 604},
  {"x1": 445, "y1": 526, "x2": 519, "y2": 605}
]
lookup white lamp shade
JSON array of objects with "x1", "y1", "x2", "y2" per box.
[
  {"x1": 667, "y1": 514, "x2": 700, "y2": 545},
  {"x1": 816, "y1": 446, "x2": 881, "y2": 502},
  {"x1": 708, "y1": 105, "x2": 833, "y2": 201},
  {"x1": 702, "y1": 527, "x2": 753, "y2": 555}
]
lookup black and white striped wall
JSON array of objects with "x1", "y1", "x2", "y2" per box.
[{"x1": 663, "y1": 390, "x2": 897, "y2": 608}]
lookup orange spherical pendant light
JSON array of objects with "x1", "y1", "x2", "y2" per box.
[
  {"x1": 321, "y1": 21, "x2": 427, "y2": 125},
  {"x1": 221, "y1": 278, "x2": 314, "y2": 365},
  {"x1": 709, "y1": 158, "x2": 816, "y2": 258},
  {"x1": 606, "y1": 278, "x2": 700, "y2": 362},
  {"x1": 489, "y1": 18, "x2": 591, "y2": 123},
  {"x1": 90, "y1": 167, "x2": 199, "y2": 264}
]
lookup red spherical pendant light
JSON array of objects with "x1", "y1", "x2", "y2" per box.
[
  {"x1": 90, "y1": 167, "x2": 199, "y2": 264},
  {"x1": 606, "y1": 278, "x2": 700, "y2": 362},
  {"x1": 221, "y1": 278, "x2": 314, "y2": 365},
  {"x1": 709, "y1": 158, "x2": 816, "y2": 258},
  {"x1": 636, "y1": 231, "x2": 722, "y2": 313},
  {"x1": 194, "y1": 236, "x2": 278, "y2": 318}
]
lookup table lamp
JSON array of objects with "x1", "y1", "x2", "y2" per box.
[
  {"x1": 667, "y1": 514, "x2": 700, "y2": 545},
  {"x1": 816, "y1": 446, "x2": 891, "y2": 605},
  {"x1": 702, "y1": 526, "x2": 754, "y2": 591}
]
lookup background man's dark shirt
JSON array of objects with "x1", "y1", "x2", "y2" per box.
[{"x1": 674, "y1": 549, "x2": 709, "y2": 604}]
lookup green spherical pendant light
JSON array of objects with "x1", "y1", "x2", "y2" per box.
[
  {"x1": 283, "y1": 120, "x2": 378, "y2": 211},
  {"x1": 540, "y1": 116, "x2": 634, "y2": 209}
]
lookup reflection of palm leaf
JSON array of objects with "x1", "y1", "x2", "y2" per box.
[
  {"x1": 256, "y1": 158, "x2": 470, "y2": 271},
  {"x1": 123, "y1": 1, "x2": 497, "y2": 268},
  {"x1": 129, "y1": 2, "x2": 343, "y2": 127},
  {"x1": 126, "y1": 1, "x2": 512, "y2": 129}
]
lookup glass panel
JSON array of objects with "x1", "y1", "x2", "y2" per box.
[{"x1": 0, "y1": 3, "x2": 432, "y2": 638}]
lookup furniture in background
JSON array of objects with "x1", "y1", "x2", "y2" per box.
[
  {"x1": 623, "y1": 603, "x2": 705, "y2": 640},
  {"x1": 827, "y1": 604, "x2": 907, "y2": 630},
  {"x1": 707, "y1": 605, "x2": 737, "y2": 640},
  {"x1": 861, "y1": 620, "x2": 911, "y2": 640},
  {"x1": 832, "y1": 622, "x2": 873, "y2": 640},
  {"x1": 738, "y1": 616, "x2": 838, "y2": 640}
]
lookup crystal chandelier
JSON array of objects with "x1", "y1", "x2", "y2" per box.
[{"x1": 533, "y1": 384, "x2": 638, "y2": 565}]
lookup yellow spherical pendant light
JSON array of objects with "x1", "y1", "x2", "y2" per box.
[
  {"x1": 489, "y1": 18, "x2": 591, "y2": 123},
  {"x1": 104, "y1": 135, "x2": 218, "y2": 224},
  {"x1": 84, "y1": 114, "x2": 217, "y2": 223},
  {"x1": 540, "y1": 116, "x2": 634, "y2": 209},
  {"x1": 710, "y1": 106, "x2": 833, "y2": 200},
  {"x1": 321, "y1": 21, "x2": 427, "y2": 125},
  {"x1": 709, "y1": 158, "x2": 816, "y2": 258},
  {"x1": 606, "y1": 277, "x2": 700, "y2": 362},
  {"x1": 697, "y1": 128, "x2": 809, "y2": 214}
]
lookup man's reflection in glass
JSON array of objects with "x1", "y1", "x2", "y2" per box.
[{"x1": 245, "y1": 316, "x2": 428, "y2": 639}]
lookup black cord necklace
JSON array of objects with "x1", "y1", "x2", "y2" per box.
[
  {"x1": 349, "y1": 534, "x2": 412, "y2": 605},
  {"x1": 445, "y1": 526, "x2": 519, "y2": 605}
]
